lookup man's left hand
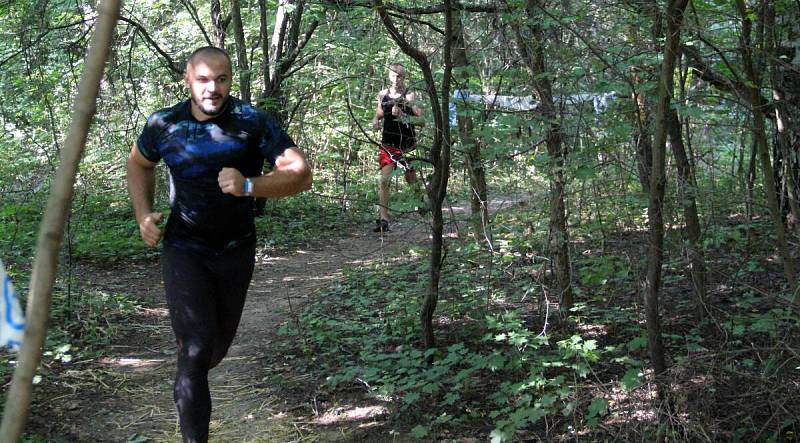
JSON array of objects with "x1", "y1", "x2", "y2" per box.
[{"x1": 218, "y1": 167, "x2": 246, "y2": 196}]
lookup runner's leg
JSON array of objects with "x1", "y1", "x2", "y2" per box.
[
  {"x1": 403, "y1": 166, "x2": 416, "y2": 185},
  {"x1": 208, "y1": 243, "x2": 255, "y2": 368},
  {"x1": 162, "y1": 245, "x2": 217, "y2": 443},
  {"x1": 378, "y1": 163, "x2": 395, "y2": 222}
]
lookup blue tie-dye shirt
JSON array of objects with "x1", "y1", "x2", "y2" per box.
[{"x1": 137, "y1": 97, "x2": 295, "y2": 253}]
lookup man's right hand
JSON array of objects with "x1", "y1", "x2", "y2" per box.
[{"x1": 138, "y1": 212, "x2": 163, "y2": 247}]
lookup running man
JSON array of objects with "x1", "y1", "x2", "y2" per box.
[
  {"x1": 126, "y1": 46, "x2": 311, "y2": 443},
  {"x1": 371, "y1": 63, "x2": 424, "y2": 233}
]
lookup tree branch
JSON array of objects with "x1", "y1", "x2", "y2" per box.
[
  {"x1": 681, "y1": 44, "x2": 740, "y2": 96},
  {"x1": 179, "y1": 0, "x2": 212, "y2": 46},
  {"x1": 318, "y1": 0, "x2": 506, "y2": 14},
  {"x1": 0, "y1": 18, "x2": 95, "y2": 69},
  {"x1": 387, "y1": 10, "x2": 444, "y2": 35},
  {"x1": 279, "y1": 20, "x2": 319, "y2": 79},
  {"x1": 118, "y1": 16, "x2": 182, "y2": 76}
]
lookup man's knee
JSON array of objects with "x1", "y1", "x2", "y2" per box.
[
  {"x1": 177, "y1": 337, "x2": 215, "y2": 371},
  {"x1": 208, "y1": 351, "x2": 225, "y2": 370},
  {"x1": 209, "y1": 336, "x2": 235, "y2": 369},
  {"x1": 404, "y1": 168, "x2": 416, "y2": 183},
  {"x1": 176, "y1": 337, "x2": 232, "y2": 372},
  {"x1": 378, "y1": 169, "x2": 393, "y2": 188}
]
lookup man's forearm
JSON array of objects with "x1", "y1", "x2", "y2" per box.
[
  {"x1": 251, "y1": 167, "x2": 312, "y2": 198},
  {"x1": 127, "y1": 157, "x2": 156, "y2": 222}
]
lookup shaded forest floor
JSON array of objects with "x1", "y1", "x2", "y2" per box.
[
  {"x1": 13, "y1": 193, "x2": 800, "y2": 442},
  {"x1": 19, "y1": 194, "x2": 527, "y2": 443}
]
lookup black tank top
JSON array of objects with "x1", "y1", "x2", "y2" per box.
[{"x1": 381, "y1": 93, "x2": 416, "y2": 152}]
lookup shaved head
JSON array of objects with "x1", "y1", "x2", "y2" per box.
[
  {"x1": 186, "y1": 46, "x2": 232, "y2": 73},
  {"x1": 185, "y1": 46, "x2": 233, "y2": 120}
]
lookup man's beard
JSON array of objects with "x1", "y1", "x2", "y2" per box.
[{"x1": 193, "y1": 95, "x2": 228, "y2": 117}]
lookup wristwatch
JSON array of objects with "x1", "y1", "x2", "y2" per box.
[{"x1": 243, "y1": 178, "x2": 254, "y2": 196}]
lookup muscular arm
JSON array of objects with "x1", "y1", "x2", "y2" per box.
[
  {"x1": 372, "y1": 90, "x2": 385, "y2": 130},
  {"x1": 406, "y1": 91, "x2": 425, "y2": 127},
  {"x1": 218, "y1": 147, "x2": 312, "y2": 198},
  {"x1": 126, "y1": 144, "x2": 163, "y2": 246}
]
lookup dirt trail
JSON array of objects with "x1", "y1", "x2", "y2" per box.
[
  {"x1": 27, "y1": 193, "x2": 528, "y2": 442},
  {"x1": 39, "y1": 216, "x2": 430, "y2": 443}
]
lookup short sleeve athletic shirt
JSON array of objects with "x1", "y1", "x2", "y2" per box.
[
  {"x1": 380, "y1": 93, "x2": 416, "y2": 152},
  {"x1": 137, "y1": 97, "x2": 295, "y2": 253}
]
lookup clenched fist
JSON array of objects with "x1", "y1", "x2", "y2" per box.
[
  {"x1": 218, "y1": 168, "x2": 246, "y2": 196},
  {"x1": 138, "y1": 212, "x2": 163, "y2": 247}
]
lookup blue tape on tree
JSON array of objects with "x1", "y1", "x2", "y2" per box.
[{"x1": 1, "y1": 259, "x2": 25, "y2": 350}]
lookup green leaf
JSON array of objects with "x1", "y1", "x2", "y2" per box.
[
  {"x1": 404, "y1": 392, "x2": 420, "y2": 405},
  {"x1": 587, "y1": 397, "x2": 609, "y2": 418},
  {"x1": 627, "y1": 336, "x2": 648, "y2": 351},
  {"x1": 410, "y1": 425, "x2": 429, "y2": 438},
  {"x1": 621, "y1": 368, "x2": 642, "y2": 391},
  {"x1": 577, "y1": 163, "x2": 597, "y2": 180}
]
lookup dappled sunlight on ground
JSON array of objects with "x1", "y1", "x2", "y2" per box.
[
  {"x1": 315, "y1": 405, "x2": 389, "y2": 425},
  {"x1": 137, "y1": 306, "x2": 169, "y2": 317},
  {"x1": 98, "y1": 357, "x2": 165, "y2": 369},
  {"x1": 435, "y1": 315, "x2": 456, "y2": 326},
  {"x1": 257, "y1": 255, "x2": 288, "y2": 264},
  {"x1": 603, "y1": 377, "x2": 659, "y2": 425},
  {"x1": 577, "y1": 323, "x2": 609, "y2": 338},
  {"x1": 280, "y1": 273, "x2": 340, "y2": 283}
]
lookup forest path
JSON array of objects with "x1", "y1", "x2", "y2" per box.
[{"x1": 30, "y1": 192, "x2": 528, "y2": 442}]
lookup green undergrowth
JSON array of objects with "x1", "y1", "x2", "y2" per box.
[
  {"x1": 0, "y1": 280, "x2": 145, "y2": 403},
  {"x1": 1, "y1": 190, "x2": 351, "y2": 267},
  {"x1": 280, "y1": 225, "x2": 649, "y2": 440},
  {"x1": 254, "y1": 193, "x2": 362, "y2": 252},
  {"x1": 0, "y1": 191, "x2": 355, "y2": 416},
  {"x1": 280, "y1": 205, "x2": 800, "y2": 441}
]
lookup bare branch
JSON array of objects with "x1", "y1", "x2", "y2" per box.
[
  {"x1": 118, "y1": 16, "x2": 182, "y2": 76},
  {"x1": 387, "y1": 10, "x2": 444, "y2": 35},
  {"x1": 681, "y1": 44, "x2": 740, "y2": 96},
  {"x1": 179, "y1": 0, "x2": 212, "y2": 46},
  {"x1": 0, "y1": 18, "x2": 95, "y2": 69},
  {"x1": 317, "y1": 0, "x2": 506, "y2": 14},
  {"x1": 279, "y1": 20, "x2": 320, "y2": 79}
]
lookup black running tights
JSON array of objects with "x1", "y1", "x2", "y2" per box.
[{"x1": 161, "y1": 242, "x2": 255, "y2": 443}]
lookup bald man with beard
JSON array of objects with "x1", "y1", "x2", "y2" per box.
[{"x1": 127, "y1": 46, "x2": 311, "y2": 442}]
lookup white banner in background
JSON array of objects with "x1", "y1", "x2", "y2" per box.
[
  {"x1": 1, "y1": 258, "x2": 25, "y2": 350},
  {"x1": 452, "y1": 89, "x2": 617, "y2": 113}
]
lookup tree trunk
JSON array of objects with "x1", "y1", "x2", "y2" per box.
[
  {"x1": 626, "y1": 0, "x2": 662, "y2": 195},
  {"x1": 211, "y1": 0, "x2": 227, "y2": 48},
  {"x1": 746, "y1": 133, "x2": 758, "y2": 223},
  {"x1": 751, "y1": 103, "x2": 797, "y2": 295},
  {"x1": 451, "y1": 9, "x2": 489, "y2": 243},
  {"x1": 514, "y1": 0, "x2": 573, "y2": 310},
  {"x1": 258, "y1": 0, "x2": 270, "y2": 98},
  {"x1": 668, "y1": 105, "x2": 707, "y2": 319},
  {"x1": 255, "y1": 0, "x2": 316, "y2": 216},
  {"x1": 230, "y1": 0, "x2": 250, "y2": 103},
  {"x1": 645, "y1": 0, "x2": 689, "y2": 380},
  {"x1": 375, "y1": 0, "x2": 453, "y2": 351},
  {"x1": 735, "y1": 0, "x2": 798, "y2": 298},
  {"x1": 766, "y1": 3, "x2": 800, "y2": 236},
  {"x1": 0, "y1": 0, "x2": 120, "y2": 439}
]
